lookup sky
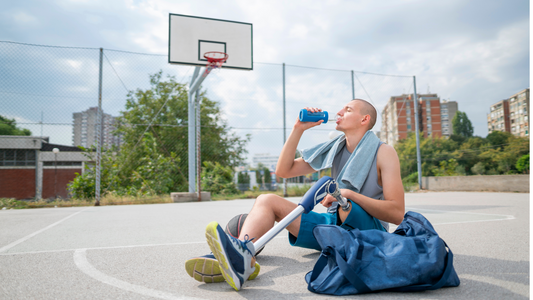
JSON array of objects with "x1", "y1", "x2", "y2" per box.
[{"x1": 0, "y1": 0, "x2": 530, "y2": 165}]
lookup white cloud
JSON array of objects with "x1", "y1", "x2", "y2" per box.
[
  {"x1": 12, "y1": 11, "x2": 38, "y2": 25},
  {"x1": 65, "y1": 59, "x2": 83, "y2": 69}
]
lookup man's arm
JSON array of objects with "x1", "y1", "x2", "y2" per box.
[
  {"x1": 275, "y1": 111, "x2": 323, "y2": 178},
  {"x1": 332, "y1": 144, "x2": 405, "y2": 225}
]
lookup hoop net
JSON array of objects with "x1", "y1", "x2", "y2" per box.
[{"x1": 204, "y1": 51, "x2": 229, "y2": 69}]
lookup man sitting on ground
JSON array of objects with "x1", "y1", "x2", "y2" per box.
[{"x1": 190, "y1": 99, "x2": 405, "y2": 291}]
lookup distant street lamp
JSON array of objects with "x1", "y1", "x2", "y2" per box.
[{"x1": 52, "y1": 148, "x2": 59, "y2": 199}]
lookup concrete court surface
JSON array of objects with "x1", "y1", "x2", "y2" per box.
[{"x1": 0, "y1": 191, "x2": 529, "y2": 299}]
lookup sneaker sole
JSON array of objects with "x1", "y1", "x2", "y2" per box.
[
  {"x1": 185, "y1": 257, "x2": 260, "y2": 283},
  {"x1": 205, "y1": 221, "x2": 245, "y2": 290},
  {"x1": 185, "y1": 257, "x2": 225, "y2": 283}
]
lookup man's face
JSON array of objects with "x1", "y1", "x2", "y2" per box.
[{"x1": 335, "y1": 100, "x2": 365, "y2": 132}]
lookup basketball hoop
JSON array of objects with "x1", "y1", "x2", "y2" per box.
[{"x1": 203, "y1": 51, "x2": 228, "y2": 76}]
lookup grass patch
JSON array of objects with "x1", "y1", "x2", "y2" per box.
[
  {"x1": 0, "y1": 195, "x2": 173, "y2": 210},
  {"x1": 0, "y1": 185, "x2": 311, "y2": 209},
  {"x1": 0, "y1": 197, "x2": 94, "y2": 209},
  {"x1": 403, "y1": 182, "x2": 420, "y2": 193}
]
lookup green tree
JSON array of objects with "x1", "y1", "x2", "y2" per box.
[
  {"x1": 395, "y1": 133, "x2": 459, "y2": 178},
  {"x1": 255, "y1": 163, "x2": 264, "y2": 185},
  {"x1": 452, "y1": 111, "x2": 474, "y2": 138},
  {"x1": 498, "y1": 136, "x2": 529, "y2": 173},
  {"x1": 117, "y1": 71, "x2": 250, "y2": 170},
  {"x1": 68, "y1": 71, "x2": 250, "y2": 198},
  {"x1": 486, "y1": 131, "x2": 512, "y2": 147},
  {"x1": 453, "y1": 136, "x2": 489, "y2": 174},
  {"x1": 263, "y1": 167, "x2": 272, "y2": 184},
  {"x1": 395, "y1": 127, "x2": 529, "y2": 178},
  {"x1": 478, "y1": 135, "x2": 529, "y2": 174},
  {"x1": 0, "y1": 115, "x2": 31, "y2": 136},
  {"x1": 237, "y1": 171, "x2": 250, "y2": 184}
]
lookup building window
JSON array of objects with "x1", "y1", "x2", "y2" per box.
[
  {"x1": 43, "y1": 161, "x2": 82, "y2": 166},
  {"x1": 0, "y1": 149, "x2": 36, "y2": 166},
  {"x1": 407, "y1": 124, "x2": 411, "y2": 130}
]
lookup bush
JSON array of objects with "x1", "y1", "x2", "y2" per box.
[
  {"x1": 471, "y1": 162, "x2": 486, "y2": 175},
  {"x1": 431, "y1": 159, "x2": 460, "y2": 176},
  {"x1": 516, "y1": 154, "x2": 529, "y2": 174},
  {"x1": 402, "y1": 172, "x2": 418, "y2": 184},
  {"x1": 201, "y1": 161, "x2": 239, "y2": 195}
]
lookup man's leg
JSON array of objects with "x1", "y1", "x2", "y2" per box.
[
  {"x1": 204, "y1": 194, "x2": 302, "y2": 290},
  {"x1": 238, "y1": 194, "x2": 301, "y2": 240}
]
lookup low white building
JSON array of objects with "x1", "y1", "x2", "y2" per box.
[{"x1": 252, "y1": 153, "x2": 279, "y2": 171}]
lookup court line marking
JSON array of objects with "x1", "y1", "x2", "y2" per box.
[
  {"x1": 74, "y1": 249, "x2": 200, "y2": 300},
  {"x1": 0, "y1": 207, "x2": 90, "y2": 253},
  {"x1": 405, "y1": 207, "x2": 515, "y2": 226},
  {"x1": 0, "y1": 235, "x2": 288, "y2": 256},
  {"x1": 406, "y1": 207, "x2": 516, "y2": 218}
]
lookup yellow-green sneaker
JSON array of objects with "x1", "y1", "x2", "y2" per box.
[
  {"x1": 185, "y1": 253, "x2": 260, "y2": 283},
  {"x1": 205, "y1": 221, "x2": 257, "y2": 290}
]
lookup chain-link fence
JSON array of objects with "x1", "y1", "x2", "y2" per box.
[{"x1": 0, "y1": 41, "x2": 413, "y2": 200}]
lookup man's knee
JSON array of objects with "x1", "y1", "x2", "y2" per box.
[{"x1": 254, "y1": 193, "x2": 279, "y2": 209}]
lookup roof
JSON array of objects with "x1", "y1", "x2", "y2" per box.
[{"x1": 41, "y1": 142, "x2": 83, "y2": 152}]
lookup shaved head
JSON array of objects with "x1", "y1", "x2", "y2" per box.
[{"x1": 352, "y1": 99, "x2": 377, "y2": 130}]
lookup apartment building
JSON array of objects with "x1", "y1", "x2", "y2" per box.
[
  {"x1": 419, "y1": 94, "x2": 443, "y2": 138},
  {"x1": 381, "y1": 93, "x2": 458, "y2": 146},
  {"x1": 440, "y1": 100, "x2": 458, "y2": 137},
  {"x1": 72, "y1": 107, "x2": 123, "y2": 149},
  {"x1": 487, "y1": 88, "x2": 529, "y2": 137},
  {"x1": 487, "y1": 100, "x2": 510, "y2": 133}
]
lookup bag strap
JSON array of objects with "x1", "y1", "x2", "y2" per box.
[
  {"x1": 389, "y1": 239, "x2": 455, "y2": 292},
  {"x1": 334, "y1": 248, "x2": 372, "y2": 293}
]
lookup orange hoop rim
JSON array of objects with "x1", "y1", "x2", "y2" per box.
[{"x1": 204, "y1": 51, "x2": 229, "y2": 64}]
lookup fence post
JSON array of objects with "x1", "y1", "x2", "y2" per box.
[
  {"x1": 188, "y1": 67, "x2": 200, "y2": 193},
  {"x1": 196, "y1": 90, "x2": 202, "y2": 201},
  {"x1": 351, "y1": 70, "x2": 355, "y2": 99},
  {"x1": 282, "y1": 63, "x2": 288, "y2": 197},
  {"x1": 95, "y1": 48, "x2": 103, "y2": 206},
  {"x1": 413, "y1": 76, "x2": 422, "y2": 189}
]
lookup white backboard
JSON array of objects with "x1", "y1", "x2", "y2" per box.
[{"x1": 169, "y1": 14, "x2": 253, "y2": 70}]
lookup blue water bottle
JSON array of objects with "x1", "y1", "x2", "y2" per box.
[{"x1": 299, "y1": 109, "x2": 329, "y2": 124}]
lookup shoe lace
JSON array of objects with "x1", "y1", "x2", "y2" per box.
[{"x1": 234, "y1": 234, "x2": 255, "y2": 256}]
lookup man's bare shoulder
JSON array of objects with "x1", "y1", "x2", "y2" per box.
[{"x1": 377, "y1": 143, "x2": 400, "y2": 166}]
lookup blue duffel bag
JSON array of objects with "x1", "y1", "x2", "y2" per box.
[{"x1": 305, "y1": 211, "x2": 460, "y2": 295}]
